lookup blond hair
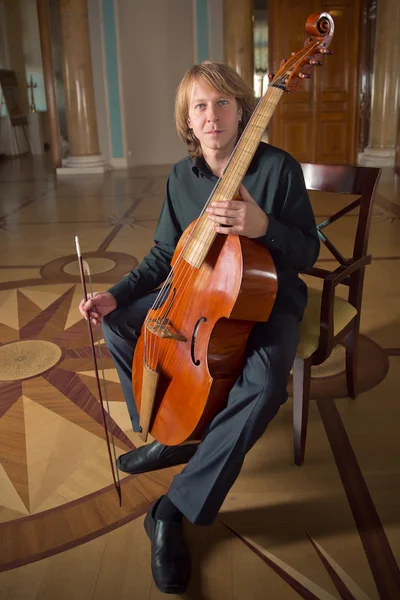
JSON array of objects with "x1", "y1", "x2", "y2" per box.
[{"x1": 175, "y1": 61, "x2": 257, "y2": 158}]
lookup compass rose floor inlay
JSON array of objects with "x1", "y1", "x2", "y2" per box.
[{"x1": 0, "y1": 157, "x2": 399, "y2": 599}]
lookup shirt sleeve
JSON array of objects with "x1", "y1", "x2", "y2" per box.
[
  {"x1": 107, "y1": 174, "x2": 182, "y2": 306},
  {"x1": 257, "y1": 160, "x2": 320, "y2": 272}
]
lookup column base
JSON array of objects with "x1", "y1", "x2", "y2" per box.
[
  {"x1": 56, "y1": 154, "x2": 106, "y2": 175},
  {"x1": 56, "y1": 165, "x2": 106, "y2": 175},
  {"x1": 358, "y1": 147, "x2": 395, "y2": 167}
]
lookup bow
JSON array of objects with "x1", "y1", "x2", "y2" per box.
[{"x1": 75, "y1": 236, "x2": 122, "y2": 505}]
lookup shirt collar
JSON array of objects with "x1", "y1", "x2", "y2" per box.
[
  {"x1": 191, "y1": 143, "x2": 264, "y2": 179},
  {"x1": 191, "y1": 156, "x2": 217, "y2": 180}
]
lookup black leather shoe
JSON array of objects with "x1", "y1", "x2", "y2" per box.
[
  {"x1": 144, "y1": 497, "x2": 190, "y2": 594},
  {"x1": 117, "y1": 440, "x2": 199, "y2": 475}
]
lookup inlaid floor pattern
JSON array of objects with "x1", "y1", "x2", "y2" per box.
[{"x1": 0, "y1": 157, "x2": 399, "y2": 599}]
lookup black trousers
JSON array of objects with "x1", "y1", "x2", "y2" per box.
[{"x1": 102, "y1": 292, "x2": 299, "y2": 525}]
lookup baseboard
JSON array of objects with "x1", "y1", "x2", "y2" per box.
[{"x1": 110, "y1": 158, "x2": 128, "y2": 169}]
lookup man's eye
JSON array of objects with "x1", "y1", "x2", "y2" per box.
[
  {"x1": 219, "y1": 100, "x2": 228, "y2": 105},
  {"x1": 196, "y1": 104, "x2": 205, "y2": 109}
]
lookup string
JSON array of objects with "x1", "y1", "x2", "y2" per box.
[
  {"x1": 147, "y1": 88, "x2": 280, "y2": 368},
  {"x1": 150, "y1": 46, "x2": 318, "y2": 331},
  {"x1": 146, "y1": 41, "x2": 321, "y2": 372},
  {"x1": 145, "y1": 40, "x2": 323, "y2": 372}
]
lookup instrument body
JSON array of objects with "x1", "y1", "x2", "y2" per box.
[{"x1": 132, "y1": 224, "x2": 277, "y2": 445}]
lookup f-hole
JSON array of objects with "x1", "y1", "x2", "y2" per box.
[{"x1": 191, "y1": 317, "x2": 207, "y2": 366}]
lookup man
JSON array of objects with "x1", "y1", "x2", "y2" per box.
[{"x1": 79, "y1": 61, "x2": 319, "y2": 594}]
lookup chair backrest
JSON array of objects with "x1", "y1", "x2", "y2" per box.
[
  {"x1": 300, "y1": 163, "x2": 381, "y2": 263},
  {"x1": 300, "y1": 163, "x2": 381, "y2": 312}
]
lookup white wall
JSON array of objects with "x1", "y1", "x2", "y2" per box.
[
  {"x1": 20, "y1": 0, "x2": 46, "y2": 111},
  {"x1": 116, "y1": 0, "x2": 194, "y2": 167}
]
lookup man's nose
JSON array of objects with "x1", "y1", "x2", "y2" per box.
[{"x1": 206, "y1": 106, "x2": 218, "y2": 122}]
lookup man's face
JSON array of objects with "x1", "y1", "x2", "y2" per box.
[{"x1": 187, "y1": 79, "x2": 242, "y2": 155}]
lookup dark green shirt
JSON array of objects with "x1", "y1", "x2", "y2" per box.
[{"x1": 109, "y1": 142, "x2": 320, "y2": 318}]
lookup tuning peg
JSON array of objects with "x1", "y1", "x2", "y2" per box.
[
  {"x1": 298, "y1": 73, "x2": 312, "y2": 79},
  {"x1": 291, "y1": 52, "x2": 296, "y2": 56},
  {"x1": 267, "y1": 73, "x2": 274, "y2": 81},
  {"x1": 319, "y1": 48, "x2": 333, "y2": 55},
  {"x1": 309, "y1": 59, "x2": 322, "y2": 66}
]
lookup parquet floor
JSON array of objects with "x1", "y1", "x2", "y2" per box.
[{"x1": 0, "y1": 156, "x2": 399, "y2": 599}]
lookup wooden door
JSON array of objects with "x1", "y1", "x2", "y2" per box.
[{"x1": 267, "y1": 0, "x2": 361, "y2": 165}]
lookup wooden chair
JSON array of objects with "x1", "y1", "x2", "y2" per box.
[{"x1": 293, "y1": 163, "x2": 381, "y2": 466}]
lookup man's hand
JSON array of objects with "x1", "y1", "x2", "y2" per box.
[
  {"x1": 79, "y1": 291, "x2": 117, "y2": 325},
  {"x1": 206, "y1": 184, "x2": 269, "y2": 238}
]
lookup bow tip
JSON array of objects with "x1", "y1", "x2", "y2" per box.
[{"x1": 75, "y1": 236, "x2": 81, "y2": 256}]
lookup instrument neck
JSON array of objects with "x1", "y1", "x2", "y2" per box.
[
  {"x1": 183, "y1": 85, "x2": 284, "y2": 268},
  {"x1": 210, "y1": 85, "x2": 285, "y2": 205}
]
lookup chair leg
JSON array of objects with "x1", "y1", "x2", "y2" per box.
[
  {"x1": 293, "y1": 356, "x2": 312, "y2": 467},
  {"x1": 345, "y1": 318, "x2": 359, "y2": 399}
]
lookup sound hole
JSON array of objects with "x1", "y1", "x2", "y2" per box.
[{"x1": 191, "y1": 317, "x2": 207, "y2": 366}]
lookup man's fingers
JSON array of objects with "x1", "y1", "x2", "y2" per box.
[
  {"x1": 209, "y1": 210, "x2": 238, "y2": 221},
  {"x1": 208, "y1": 203, "x2": 243, "y2": 220},
  {"x1": 78, "y1": 299, "x2": 88, "y2": 319},
  {"x1": 214, "y1": 225, "x2": 239, "y2": 235},
  {"x1": 79, "y1": 294, "x2": 95, "y2": 320},
  {"x1": 83, "y1": 297, "x2": 96, "y2": 311},
  {"x1": 208, "y1": 200, "x2": 241, "y2": 211},
  {"x1": 213, "y1": 216, "x2": 234, "y2": 226}
]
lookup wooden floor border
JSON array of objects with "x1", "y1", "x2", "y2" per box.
[{"x1": 0, "y1": 467, "x2": 178, "y2": 572}]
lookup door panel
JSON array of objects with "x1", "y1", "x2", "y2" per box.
[
  {"x1": 282, "y1": 122, "x2": 310, "y2": 159},
  {"x1": 317, "y1": 1, "x2": 360, "y2": 163},
  {"x1": 268, "y1": 0, "x2": 318, "y2": 163},
  {"x1": 267, "y1": 0, "x2": 361, "y2": 164}
]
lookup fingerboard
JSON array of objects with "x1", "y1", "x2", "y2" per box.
[{"x1": 183, "y1": 86, "x2": 284, "y2": 268}]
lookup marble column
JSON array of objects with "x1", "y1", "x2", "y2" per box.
[
  {"x1": 57, "y1": 0, "x2": 104, "y2": 174},
  {"x1": 360, "y1": 0, "x2": 400, "y2": 168},
  {"x1": 37, "y1": 0, "x2": 61, "y2": 167},
  {"x1": 223, "y1": 0, "x2": 254, "y2": 89}
]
